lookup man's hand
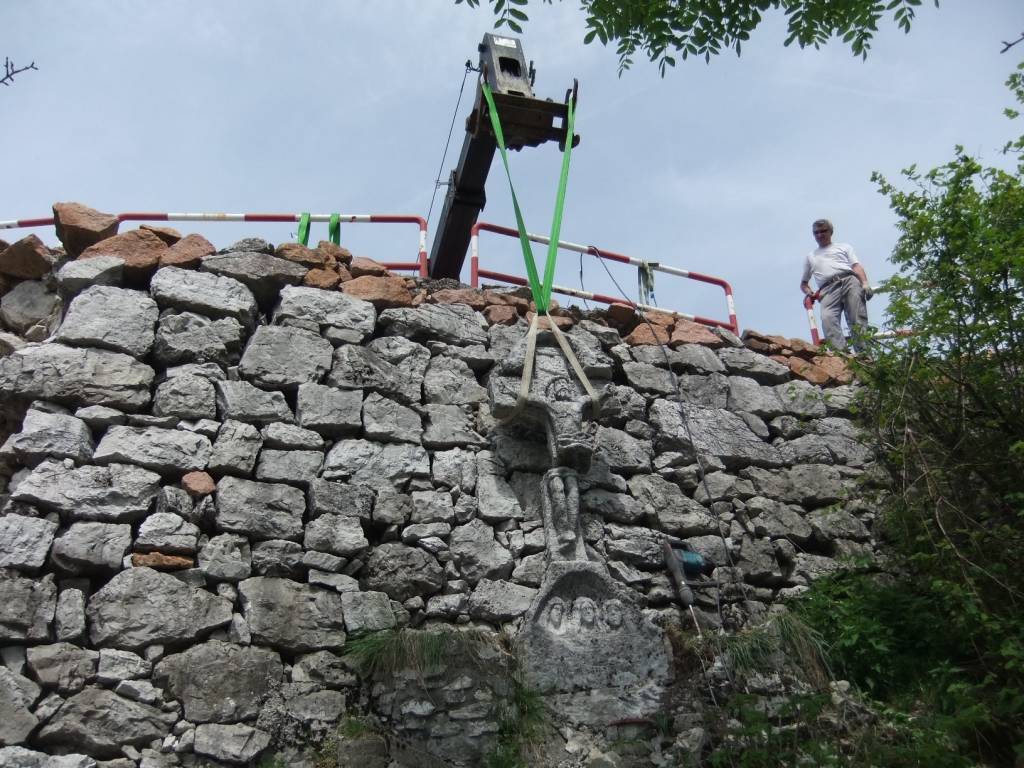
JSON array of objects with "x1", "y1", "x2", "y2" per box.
[{"x1": 862, "y1": 283, "x2": 874, "y2": 300}]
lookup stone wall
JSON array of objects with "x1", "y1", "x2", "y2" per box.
[{"x1": 0, "y1": 210, "x2": 876, "y2": 767}]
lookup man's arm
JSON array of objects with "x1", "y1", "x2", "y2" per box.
[
  {"x1": 851, "y1": 262, "x2": 873, "y2": 298},
  {"x1": 800, "y1": 280, "x2": 814, "y2": 297}
]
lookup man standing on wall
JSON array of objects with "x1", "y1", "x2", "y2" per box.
[{"x1": 800, "y1": 219, "x2": 873, "y2": 350}]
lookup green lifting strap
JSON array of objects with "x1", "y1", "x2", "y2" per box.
[
  {"x1": 480, "y1": 82, "x2": 576, "y2": 315},
  {"x1": 297, "y1": 212, "x2": 311, "y2": 246},
  {"x1": 329, "y1": 213, "x2": 341, "y2": 245}
]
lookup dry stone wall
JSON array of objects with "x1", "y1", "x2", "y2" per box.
[{"x1": 0, "y1": 210, "x2": 874, "y2": 767}]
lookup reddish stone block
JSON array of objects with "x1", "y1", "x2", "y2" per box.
[
  {"x1": 625, "y1": 323, "x2": 671, "y2": 346},
  {"x1": 431, "y1": 288, "x2": 488, "y2": 311},
  {"x1": 303, "y1": 268, "x2": 342, "y2": 290},
  {"x1": 341, "y1": 275, "x2": 413, "y2": 309},
  {"x1": 349, "y1": 257, "x2": 388, "y2": 278},
  {"x1": 80, "y1": 228, "x2": 168, "y2": 279},
  {"x1": 53, "y1": 202, "x2": 120, "y2": 257},
  {"x1": 132, "y1": 552, "x2": 194, "y2": 570},
  {"x1": 182, "y1": 471, "x2": 216, "y2": 497},
  {"x1": 161, "y1": 234, "x2": 215, "y2": 268},
  {"x1": 276, "y1": 242, "x2": 326, "y2": 269},
  {"x1": 484, "y1": 305, "x2": 519, "y2": 326},
  {"x1": 811, "y1": 355, "x2": 854, "y2": 385},
  {"x1": 525, "y1": 312, "x2": 574, "y2": 331},
  {"x1": 317, "y1": 241, "x2": 353, "y2": 266},
  {"x1": 0, "y1": 234, "x2": 54, "y2": 279},
  {"x1": 787, "y1": 356, "x2": 831, "y2": 386},
  {"x1": 140, "y1": 224, "x2": 182, "y2": 246},
  {"x1": 668, "y1": 319, "x2": 723, "y2": 348}
]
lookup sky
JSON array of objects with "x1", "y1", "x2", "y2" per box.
[{"x1": 2, "y1": 1, "x2": 1021, "y2": 340}]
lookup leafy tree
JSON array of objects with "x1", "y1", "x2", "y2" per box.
[
  {"x1": 846, "y1": 60, "x2": 1024, "y2": 763},
  {"x1": 456, "y1": 0, "x2": 939, "y2": 73}
]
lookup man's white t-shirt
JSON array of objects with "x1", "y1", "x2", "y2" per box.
[{"x1": 802, "y1": 243, "x2": 859, "y2": 288}]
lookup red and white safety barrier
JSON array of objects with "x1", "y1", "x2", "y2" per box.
[
  {"x1": 469, "y1": 222, "x2": 739, "y2": 334},
  {"x1": 0, "y1": 212, "x2": 429, "y2": 277}
]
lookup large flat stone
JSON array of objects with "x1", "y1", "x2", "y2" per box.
[
  {"x1": 150, "y1": 266, "x2": 258, "y2": 328},
  {"x1": 214, "y1": 476, "x2": 306, "y2": 541},
  {"x1": 0, "y1": 571, "x2": 56, "y2": 642},
  {"x1": 274, "y1": 285, "x2": 376, "y2": 345},
  {"x1": 153, "y1": 311, "x2": 245, "y2": 366},
  {"x1": 322, "y1": 439, "x2": 430, "y2": 490},
  {"x1": 650, "y1": 399, "x2": 783, "y2": 469},
  {"x1": 6, "y1": 408, "x2": 94, "y2": 465},
  {"x1": 94, "y1": 425, "x2": 212, "y2": 475},
  {"x1": 50, "y1": 522, "x2": 132, "y2": 573},
  {"x1": 0, "y1": 343, "x2": 154, "y2": 411},
  {"x1": 12, "y1": 460, "x2": 161, "y2": 521},
  {"x1": 87, "y1": 567, "x2": 232, "y2": 649},
  {"x1": 378, "y1": 303, "x2": 487, "y2": 346},
  {"x1": 239, "y1": 325, "x2": 332, "y2": 390},
  {"x1": 202, "y1": 251, "x2": 308, "y2": 308},
  {"x1": 153, "y1": 640, "x2": 283, "y2": 723},
  {"x1": 238, "y1": 577, "x2": 347, "y2": 652},
  {"x1": 55, "y1": 286, "x2": 158, "y2": 358},
  {"x1": 215, "y1": 379, "x2": 294, "y2": 425},
  {"x1": 0, "y1": 514, "x2": 58, "y2": 570}
]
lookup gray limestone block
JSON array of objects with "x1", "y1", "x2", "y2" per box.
[
  {"x1": 751, "y1": 500, "x2": 814, "y2": 544},
  {"x1": 94, "y1": 426, "x2": 212, "y2": 475},
  {"x1": 0, "y1": 329, "x2": 27, "y2": 356},
  {"x1": 372, "y1": 489, "x2": 411, "y2": 526},
  {"x1": 727, "y1": 376, "x2": 786, "y2": 418},
  {"x1": 192, "y1": 722, "x2": 272, "y2": 765},
  {"x1": 56, "y1": 254, "x2": 124, "y2": 294},
  {"x1": 26, "y1": 642, "x2": 99, "y2": 694},
  {"x1": 238, "y1": 577, "x2": 348, "y2": 652},
  {"x1": 260, "y1": 422, "x2": 324, "y2": 450},
  {"x1": 224, "y1": 237, "x2": 274, "y2": 254},
  {"x1": 307, "y1": 479, "x2": 374, "y2": 520},
  {"x1": 215, "y1": 379, "x2": 294, "y2": 425},
  {"x1": 13, "y1": 460, "x2": 161, "y2": 521},
  {"x1": 327, "y1": 344, "x2": 421, "y2": 406},
  {"x1": 627, "y1": 474, "x2": 717, "y2": 536},
  {"x1": 807, "y1": 506, "x2": 870, "y2": 543},
  {"x1": 565, "y1": 326, "x2": 615, "y2": 379},
  {"x1": 36, "y1": 686, "x2": 178, "y2": 760},
  {"x1": 786, "y1": 464, "x2": 845, "y2": 507},
  {"x1": 96, "y1": 649, "x2": 151, "y2": 685},
  {"x1": 427, "y1": 340, "x2": 495, "y2": 372},
  {"x1": 73, "y1": 404, "x2": 126, "y2": 429},
  {"x1": 198, "y1": 533, "x2": 252, "y2": 582},
  {"x1": 367, "y1": 335, "x2": 432, "y2": 377},
  {"x1": 291, "y1": 650, "x2": 358, "y2": 688},
  {"x1": 361, "y1": 542, "x2": 444, "y2": 602},
  {"x1": 421, "y1": 404, "x2": 487, "y2": 449},
  {"x1": 410, "y1": 490, "x2": 455, "y2": 524},
  {"x1": 597, "y1": 384, "x2": 647, "y2": 429},
  {"x1": 777, "y1": 434, "x2": 834, "y2": 466},
  {"x1": 251, "y1": 539, "x2": 304, "y2": 578},
  {"x1": 340, "y1": 590, "x2": 396, "y2": 634},
  {"x1": 55, "y1": 285, "x2": 158, "y2": 358},
  {"x1": 50, "y1": 522, "x2": 132, "y2": 573},
  {"x1": 156, "y1": 485, "x2": 195, "y2": 522},
  {"x1": 596, "y1": 426, "x2": 653, "y2": 475},
  {"x1": 774, "y1": 379, "x2": 828, "y2": 418},
  {"x1": 422, "y1": 356, "x2": 487, "y2": 406},
  {"x1": 0, "y1": 343, "x2": 154, "y2": 412},
  {"x1": 737, "y1": 535, "x2": 785, "y2": 586},
  {"x1": 7, "y1": 408, "x2": 94, "y2": 466},
  {"x1": 401, "y1": 521, "x2": 451, "y2": 543},
  {"x1": 467, "y1": 579, "x2": 537, "y2": 622},
  {"x1": 0, "y1": 747, "x2": 99, "y2": 767},
  {"x1": 151, "y1": 375, "x2": 217, "y2": 420},
  {"x1": 322, "y1": 439, "x2": 430, "y2": 490},
  {"x1": 214, "y1": 476, "x2": 305, "y2": 542},
  {"x1": 255, "y1": 449, "x2": 325, "y2": 486},
  {"x1": 87, "y1": 567, "x2": 232, "y2": 650},
  {"x1": 296, "y1": 382, "x2": 362, "y2": 438},
  {"x1": 475, "y1": 451, "x2": 524, "y2": 524},
  {"x1": 201, "y1": 251, "x2": 307, "y2": 309},
  {"x1": 621, "y1": 361, "x2": 676, "y2": 396},
  {"x1": 580, "y1": 488, "x2": 644, "y2": 524},
  {"x1": 603, "y1": 523, "x2": 665, "y2": 570},
  {"x1": 55, "y1": 587, "x2": 87, "y2": 642},
  {"x1": 362, "y1": 391, "x2": 423, "y2": 444},
  {"x1": 649, "y1": 399, "x2": 783, "y2": 469},
  {"x1": 135, "y1": 513, "x2": 200, "y2": 555},
  {"x1": 676, "y1": 372, "x2": 731, "y2": 409},
  {"x1": 431, "y1": 448, "x2": 478, "y2": 493},
  {"x1": 736, "y1": 411, "x2": 770, "y2": 440},
  {"x1": 0, "y1": 573, "x2": 55, "y2": 643},
  {"x1": 691, "y1": 472, "x2": 756, "y2": 504},
  {"x1": 208, "y1": 419, "x2": 262, "y2": 476},
  {"x1": 1, "y1": 280, "x2": 61, "y2": 335},
  {"x1": 378, "y1": 303, "x2": 488, "y2": 346},
  {"x1": 304, "y1": 514, "x2": 369, "y2": 557},
  {"x1": 716, "y1": 347, "x2": 791, "y2": 384},
  {"x1": 449, "y1": 519, "x2": 513, "y2": 585},
  {"x1": 153, "y1": 640, "x2": 283, "y2": 724},
  {"x1": 151, "y1": 266, "x2": 258, "y2": 329},
  {"x1": 577, "y1": 319, "x2": 622, "y2": 348},
  {"x1": 239, "y1": 325, "x2": 333, "y2": 391},
  {"x1": 510, "y1": 553, "x2": 546, "y2": 588},
  {"x1": 0, "y1": 666, "x2": 41, "y2": 745},
  {"x1": 424, "y1": 592, "x2": 468, "y2": 618},
  {"x1": 634, "y1": 343, "x2": 725, "y2": 374},
  {"x1": 0, "y1": 514, "x2": 58, "y2": 570},
  {"x1": 304, "y1": 552, "x2": 347, "y2": 575},
  {"x1": 153, "y1": 311, "x2": 245, "y2": 367},
  {"x1": 273, "y1": 285, "x2": 376, "y2": 345}
]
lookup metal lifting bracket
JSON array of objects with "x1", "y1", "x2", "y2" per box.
[{"x1": 428, "y1": 33, "x2": 580, "y2": 280}]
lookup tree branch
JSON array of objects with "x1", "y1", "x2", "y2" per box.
[
  {"x1": 1000, "y1": 31, "x2": 1024, "y2": 54},
  {"x1": 1, "y1": 57, "x2": 38, "y2": 87}
]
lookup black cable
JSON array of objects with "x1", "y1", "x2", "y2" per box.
[
  {"x1": 426, "y1": 62, "x2": 479, "y2": 233},
  {"x1": 588, "y1": 247, "x2": 754, "y2": 609}
]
